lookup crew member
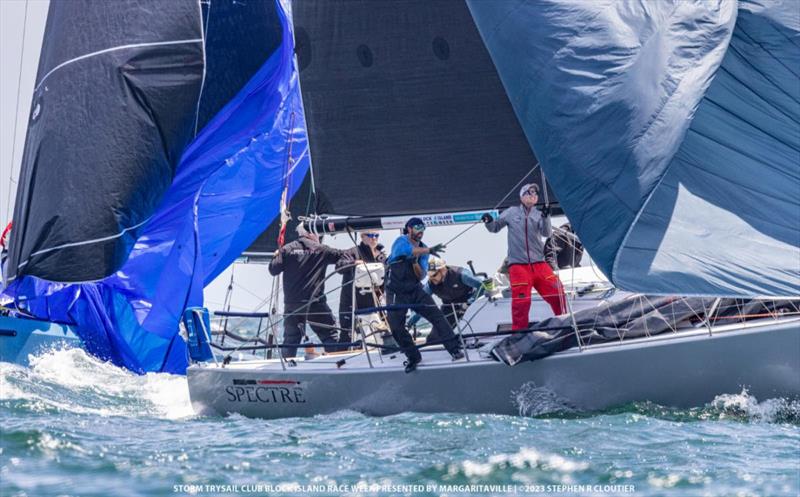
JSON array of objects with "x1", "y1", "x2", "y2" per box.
[
  {"x1": 409, "y1": 257, "x2": 484, "y2": 330},
  {"x1": 385, "y1": 218, "x2": 464, "y2": 373},
  {"x1": 268, "y1": 226, "x2": 345, "y2": 358},
  {"x1": 544, "y1": 223, "x2": 584, "y2": 270},
  {"x1": 482, "y1": 183, "x2": 567, "y2": 329},
  {"x1": 336, "y1": 230, "x2": 387, "y2": 345}
]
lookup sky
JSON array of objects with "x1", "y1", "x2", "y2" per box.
[
  {"x1": 0, "y1": 0, "x2": 574, "y2": 314},
  {"x1": 1, "y1": 0, "x2": 48, "y2": 227}
]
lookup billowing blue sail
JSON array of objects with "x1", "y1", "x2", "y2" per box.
[
  {"x1": 468, "y1": 0, "x2": 799, "y2": 297},
  {"x1": 3, "y1": 0, "x2": 307, "y2": 373}
]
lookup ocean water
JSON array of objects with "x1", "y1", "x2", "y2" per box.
[{"x1": 1, "y1": 348, "x2": 798, "y2": 497}]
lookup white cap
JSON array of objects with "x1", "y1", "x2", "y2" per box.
[
  {"x1": 428, "y1": 256, "x2": 446, "y2": 273},
  {"x1": 519, "y1": 183, "x2": 540, "y2": 198}
]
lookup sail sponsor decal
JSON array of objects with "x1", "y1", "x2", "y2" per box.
[
  {"x1": 226, "y1": 378, "x2": 306, "y2": 404},
  {"x1": 380, "y1": 210, "x2": 499, "y2": 230}
]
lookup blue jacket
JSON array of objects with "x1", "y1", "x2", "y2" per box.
[{"x1": 386, "y1": 235, "x2": 428, "y2": 293}]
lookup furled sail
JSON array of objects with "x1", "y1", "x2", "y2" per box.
[
  {"x1": 288, "y1": 0, "x2": 547, "y2": 217},
  {"x1": 468, "y1": 0, "x2": 800, "y2": 297},
  {"x1": 4, "y1": 0, "x2": 307, "y2": 373}
]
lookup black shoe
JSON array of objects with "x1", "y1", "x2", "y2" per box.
[
  {"x1": 450, "y1": 350, "x2": 465, "y2": 361},
  {"x1": 403, "y1": 356, "x2": 421, "y2": 373}
]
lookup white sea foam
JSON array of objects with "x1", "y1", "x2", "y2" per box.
[
  {"x1": 1, "y1": 348, "x2": 193, "y2": 419},
  {"x1": 709, "y1": 388, "x2": 800, "y2": 423},
  {"x1": 450, "y1": 447, "x2": 589, "y2": 478}
]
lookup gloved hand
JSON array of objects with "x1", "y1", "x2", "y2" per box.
[
  {"x1": 539, "y1": 204, "x2": 551, "y2": 217},
  {"x1": 429, "y1": 243, "x2": 446, "y2": 256},
  {"x1": 481, "y1": 212, "x2": 493, "y2": 224}
]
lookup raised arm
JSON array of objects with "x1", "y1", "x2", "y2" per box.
[
  {"x1": 483, "y1": 210, "x2": 509, "y2": 233},
  {"x1": 335, "y1": 247, "x2": 357, "y2": 273},
  {"x1": 323, "y1": 244, "x2": 346, "y2": 266},
  {"x1": 268, "y1": 247, "x2": 285, "y2": 276}
]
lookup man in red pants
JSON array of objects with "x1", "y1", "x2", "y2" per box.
[{"x1": 482, "y1": 184, "x2": 567, "y2": 329}]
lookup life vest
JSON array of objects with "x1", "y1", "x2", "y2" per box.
[{"x1": 386, "y1": 256, "x2": 423, "y2": 293}]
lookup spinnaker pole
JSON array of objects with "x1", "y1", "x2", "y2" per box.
[{"x1": 300, "y1": 209, "x2": 500, "y2": 235}]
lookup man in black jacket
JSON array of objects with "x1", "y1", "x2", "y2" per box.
[
  {"x1": 336, "y1": 230, "x2": 387, "y2": 345},
  {"x1": 269, "y1": 228, "x2": 345, "y2": 358},
  {"x1": 544, "y1": 223, "x2": 584, "y2": 271},
  {"x1": 421, "y1": 257, "x2": 485, "y2": 329}
]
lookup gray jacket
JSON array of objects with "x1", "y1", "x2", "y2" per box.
[{"x1": 485, "y1": 205, "x2": 552, "y2": 265}]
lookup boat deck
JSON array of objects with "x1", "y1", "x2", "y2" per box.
[
  {"x1": 216, "y1": 340, "x2": 493, "y2": 372},
  {"x1": 207, "y1": 314, "x2": 800, "y2": 374}
]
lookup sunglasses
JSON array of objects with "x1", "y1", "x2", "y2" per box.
[
  {"x1": 362, "y1": 233, "x2": 380, "y2": 238},
  {"x1": 410, "y1": 225, "x2": 426, "y2": 232},
  {"x1": 522, "y1": 189, "x2": 538, "y2": 197}
]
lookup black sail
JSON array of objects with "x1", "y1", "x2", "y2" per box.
[
  {"x1": 290, "y1": 0, "x2": 549, "y2": 217},
  {"x1": 196, "y1": 0, "x2": 282, "y2": 132},
  {"x1": 7, "y1": 0, "x2": 282, "y2": 283},
  {"x1": 7, "y1": 0, "x2": 204, "y2": 283}
]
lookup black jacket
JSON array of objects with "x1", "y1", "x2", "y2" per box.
[
  {"x1": 268, "y1": 237, "x2": 344, "y2": 304},
  {"x1": 544, "y1": 227, "x2": 584, "y2": 270},
  {"x1": 336, "y1": 242, "x2": 387, "y2": 310},
  {"x1": 429, "y1": 266, "x2": 476, "y2": 304}
]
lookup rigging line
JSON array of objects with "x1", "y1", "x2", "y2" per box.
[
  {"x1": 492, "y1": 162, "x2": 541, "y2": 212},
  {"x1": 231, "y1": 280, "x2": 266, "y2": 301},
  {"x1": 193, "y1": 0, "x2": 210, "y2": 136},
  {"x1": 219, "y1": 261, "x2": 234, "y2": 345},
  {"x1": 442, "y1": 163, "x2": 540, "y2": 247},
  {"x1": 6, "y1": 0, "x2": 30, "y2": 223}
]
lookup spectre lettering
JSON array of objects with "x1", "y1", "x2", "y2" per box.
[{"x1": 224, "y1": 385, "x2": 307, "y2": 404}]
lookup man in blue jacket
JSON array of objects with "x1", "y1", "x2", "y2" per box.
[{"x1": 385, "y1": 218, "x2": 464, "y2": 372}]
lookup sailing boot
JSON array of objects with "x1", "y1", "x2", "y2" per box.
[
  {"x1": 403, "y1": 349, "x2": 422, "y2": 373},
  {"x1": 404, "y1": 357, "x2": 420, "y2": 373}
]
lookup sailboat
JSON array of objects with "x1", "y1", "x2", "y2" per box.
[
  {"x1": 185, "y1": 0, "x2": 800, "y2": 418},
  {"x1": 1, "y1": 0, "x2": 797, "y2": 419},
  {"x1": 1, "y1": 0, "x2": 301, "y2": 372},
  {"x1": 0, "y1": 0, "x2": 553, "y2": 370}
]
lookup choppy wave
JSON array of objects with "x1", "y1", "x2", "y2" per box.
[
  {"x1": 513, "y1": 380, "x2": 800, "y2": 425},
  {"x1": 1, "y1": 350, "x2": 798, "y2": 497},
  {"x1": 0, "y1": 347, "x2": 192, "y2": 419},
  {"x1": 614, "y1": 390, "x2": 800, "y2": 425},
  {"x1": 443, "y1": 447, "x2": 590, "y2": 480}
]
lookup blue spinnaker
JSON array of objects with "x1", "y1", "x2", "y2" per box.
[
  {"x1": 468, "y1": 0, "x2": 799, "y2": 297},
  {"x1": 4, "y1": 0, "x2": 308, "y2": 373}
]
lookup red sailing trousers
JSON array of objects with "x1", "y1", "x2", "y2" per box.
[{"x1": 508, "y1": 262, "x2": 566, "y2": 330}]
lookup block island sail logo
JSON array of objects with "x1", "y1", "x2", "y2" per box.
[{"x1": 226, "y1": 379, "x2": 306, "y2": 404}]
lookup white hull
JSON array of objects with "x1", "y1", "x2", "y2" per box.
[{"x1": 187, "y1": 318, "x2": 800, "y2": 419}]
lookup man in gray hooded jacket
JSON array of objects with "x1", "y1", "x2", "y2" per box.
[{"x1": 482, "y1": 183, "x2": 566, "y2": 329}]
